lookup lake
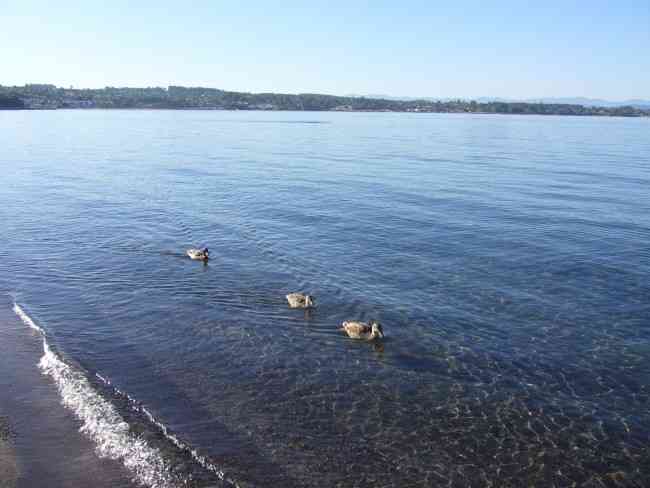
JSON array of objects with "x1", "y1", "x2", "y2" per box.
[{"x1": 1, "y1": 110, "x2": 649, "y2": 487}]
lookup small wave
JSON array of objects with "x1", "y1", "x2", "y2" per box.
[
  {"x1": 12, "y1": 303, "x2": 45, "y2": 334},
  {"x1": 94, "y1": 374, "x2": 238, "y2": 487},
  {"x1": 12, "y1": 303, "x2": 179, "y2": 488}
]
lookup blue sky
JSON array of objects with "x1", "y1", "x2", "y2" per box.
[{"x1": 3, "y1": 0, "x2": 649, "y2": 99}]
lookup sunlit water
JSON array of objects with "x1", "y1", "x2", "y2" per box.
[{"x1": 1, "y1": 110, "x2": 649, "y2": 487}]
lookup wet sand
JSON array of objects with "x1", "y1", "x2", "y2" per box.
[
  {"x1": 0, "y1": 299, "x2": 135, "y2": 488},
  {"x1": 0, "y1": 415, "x2": 18, "y2": 488}
]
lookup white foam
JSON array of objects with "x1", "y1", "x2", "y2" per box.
[
  {"x1": 94, "y1": 374, "x2": 239, "y2": 487},
  {"x1": 140, "y1": 405, "x2": 235, "y2": 485},
  {"x1": 13, "y1": 303, "x2": 45, "y2": 334},
  {"x1": 13, "y1": 303, "x2": 179, "y2": 488}
]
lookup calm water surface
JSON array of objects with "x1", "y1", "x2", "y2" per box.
[{"x1": 1, "y1": 110, "x2": 649, "y2": 487}]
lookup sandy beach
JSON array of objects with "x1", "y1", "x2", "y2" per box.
[{"x1": 0, "y1": 415, "x2": 18, "y2": 488}]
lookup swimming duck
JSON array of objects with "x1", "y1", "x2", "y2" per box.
[
  {"x1": 187, "y1": 247, "x2": 209, "y2": 261},
  {"x1": 286, "y1": 293, "x2": 315, "y2": 309},
  {"x1": 340, "y1": 320, "x2": 384, "y2": 340}
]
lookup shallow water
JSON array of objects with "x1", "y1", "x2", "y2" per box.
[{"x1": 1, "y1": 110, "x2": 649, "y2": 487}]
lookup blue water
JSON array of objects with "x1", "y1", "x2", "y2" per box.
[{"x1": 1, "y1": 110, "x2": 649, "y2": 487}]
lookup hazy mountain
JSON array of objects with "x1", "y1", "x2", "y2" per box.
[
  {"x1": 521, "y1": 97, "x2": 650, "y2": 108},
  {"x1": 350, "y1": 94, "x2": 650, "y2": 108}
]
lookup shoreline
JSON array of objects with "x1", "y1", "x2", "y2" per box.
[
  {"x1": 1, "y1": 107, "x2": 648, "y2": 117},
  {"x1": 0, "y1": 298, "x2": 135, "y2": 488}
]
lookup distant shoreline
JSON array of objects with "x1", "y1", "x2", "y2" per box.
[
  {"x1": 2, "y1": 84, "x2": 649, "y2": 117},
  {"x1": 1, "y1": 107, "x2": 648, "y2": 118}
]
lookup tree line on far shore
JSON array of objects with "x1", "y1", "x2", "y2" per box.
[
  {"x1": 0, "y1": 94, "x2": 25, "y2": 109},
  {"x1": 1, "y1": 84, "x2": 648, "y2": 117}
]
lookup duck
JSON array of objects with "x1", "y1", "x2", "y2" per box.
[
  {"x1": 187, "y1": 247, "x2": 209, "y2": 261},
  {"x1": 340, "y1": 320, "x2": 384, "y2": 341},
  {"x1": 286, "y1": 293, "x2": 315, "y2": 309}
]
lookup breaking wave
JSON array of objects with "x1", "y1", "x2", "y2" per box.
[
  {"x1": 12, "y1": 303, "x2": 235, "y2": 488},
  {"x1": 12, "y1": 302, "x2": 45, "y2": 334},
  {"x1": 94, "y1": 373, "x2": 238, "y2": 486}
]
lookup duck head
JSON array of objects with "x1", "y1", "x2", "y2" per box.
[{"x1": 370, "y1": 321, "x2": 384, "y2": 339}]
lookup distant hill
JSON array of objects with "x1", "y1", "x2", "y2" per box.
[
  {"x1": 0, "y1": 94, "x2": 25, "y2": 109},
  {"x1": 516, "y1": 97, "x2": 650, "y2": 108},
  {"x1": 352, "y1": 94, "x2": 650, "y2": 109},
  {"x1": 2, "y1": 84, "x2": 649, "y2": 116}
]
